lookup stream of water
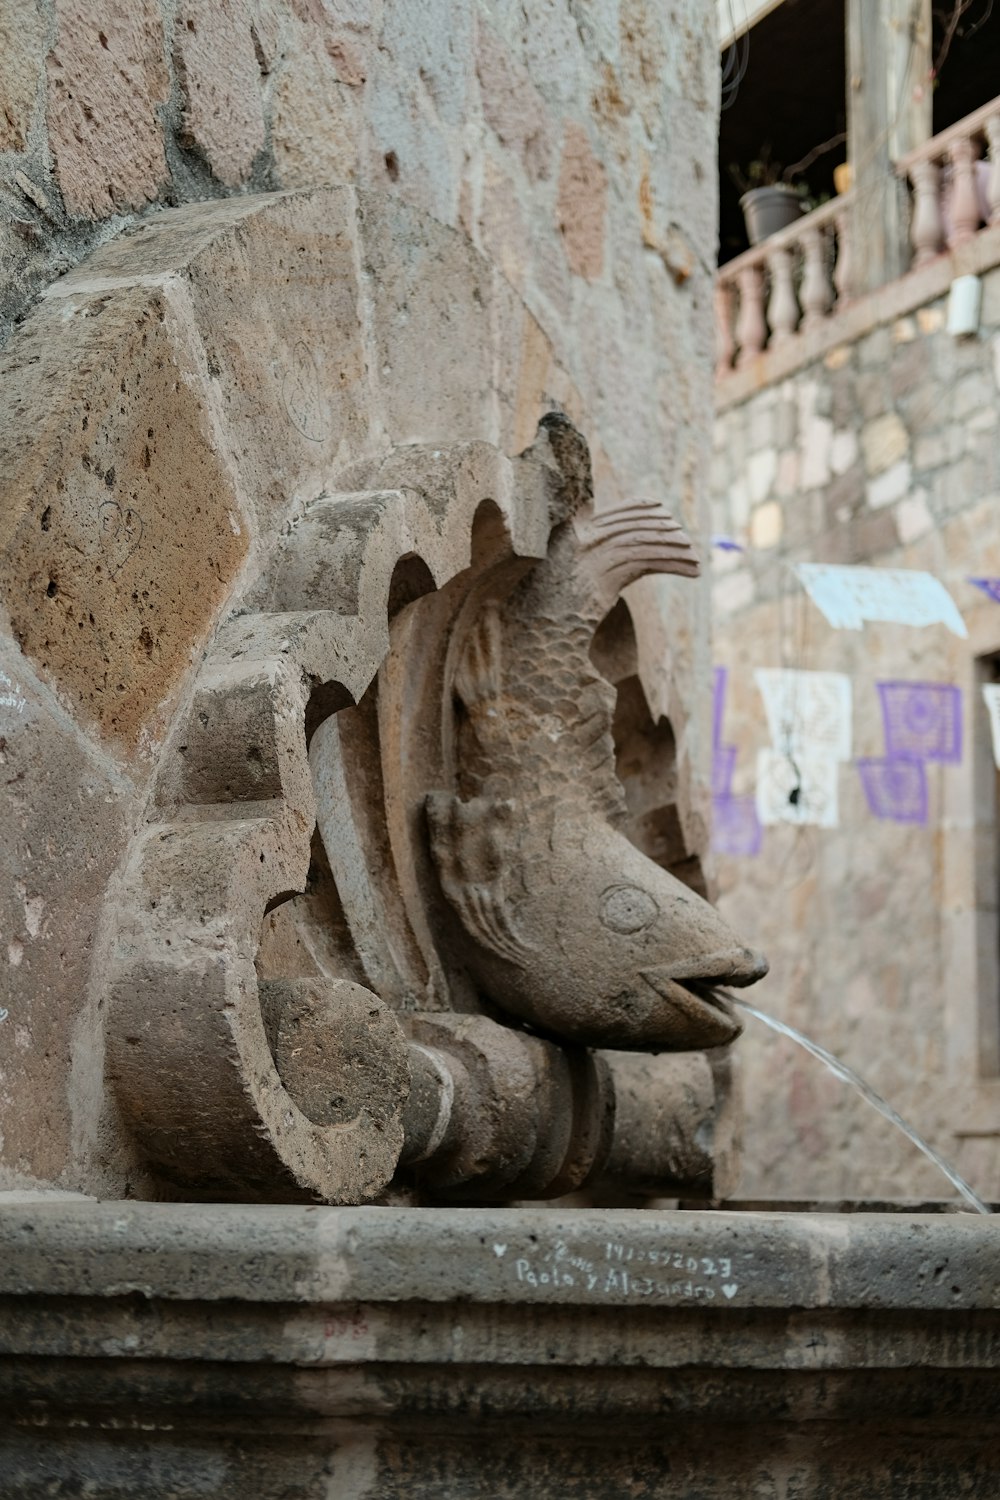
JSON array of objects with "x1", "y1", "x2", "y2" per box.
[{"x1": 715, "y1": 989, "x2": 992, "y2": 1216}]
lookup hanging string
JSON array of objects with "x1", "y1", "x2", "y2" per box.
[{"x1": 720, "y1": 0, "x2": 751, "y2": 111}]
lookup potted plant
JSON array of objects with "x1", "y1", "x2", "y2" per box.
[
  {"x1": 730, "y1": 134, "x2": 847, "y2": 247},
  {"x1": 729, "y1": 152, "x2": 805, "y2": 246}
]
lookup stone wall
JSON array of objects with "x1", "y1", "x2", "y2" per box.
[
  {"x1": 1, "y1": 0, "x2": 717, "y2": 498},
  {"x1": 0, "y1": 1, "x2": 721, "y2": 1192},
  {"x1": 711, "y1": 265, "x2": 1000, "y2": 1202}
]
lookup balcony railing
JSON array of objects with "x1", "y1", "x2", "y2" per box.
[
  {"x1": 715, "y1": 194, "x2": 853, "y2": 377},
  {"x1": 716, "y1": 92, "x2": 1000, "y2": 383},
  {"x1": 897, "y1": 93, "x2": 1000, "y2": 265}
]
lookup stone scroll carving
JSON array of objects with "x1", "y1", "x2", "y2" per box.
[{"x1": 104, "y1": 417, "x2": 766, "y2": 1206}]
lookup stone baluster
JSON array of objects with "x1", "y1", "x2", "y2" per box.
[
  {"x1": 947, "y1": 134, "x2": 981, "y2": 245},
  {"x1": 714, "y1": 278, "x2": 736, "y2": 378},
  {"x1": 735, "y1": 264, "x2": 766, "y2": 366},
  {"x1": 766, "y1": 243, "x2": 799, "y2": 344},
  {"x1": 909, "y1": 158, "x2": 944, "y2": 265},
  {"x1": 799, "y1": 224, "x2": 832, "y2": 329},
  {"x1": 834, "y1": 207, "x2": 852, "y2": 305},
  {"x1": 985, "y1": 111, "x2": 1000, "y2": 225}
]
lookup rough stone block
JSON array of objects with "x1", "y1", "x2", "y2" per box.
[
  {"x1": 888, "y1": 336, "x2": 929, "y2": 402},
  {"x1": 896, "y1": 489, "x2": 934, "y2": 545},
  {"x1": 749, "y1": 500, "x2": 782, "y2": 550},
  {"x1": 952, "y1": 369, "x2": 994, "y2": 421},
  {"x1": 476, "y1": 20, "x2": 552, "y2": 183},
  {"x1": 861, "y1": 412, "x2": 908, "y2": 476},
  {"x1": 774, "y1": 397, "x2": 798, "y2": 448},
  {"x1": 478, "y1": 155, "x2": 530, "y2": 290},
  {"x1": 46, "y1": 0, "x2": 170, "y2": 219},
  {"x1": 556, "y1": 122, "x2": 607, "y2": 282},
  {"x1": 0, "y1": 285, "x2": 248, "y2": 752},
  {"x1": 799, "y1": 416, "x2": 833, "y2": 489},
  {"x1": 774, "y1": 450, "x2": 800, "y2": 497},
  {"x1": 271, "y1": 47, "x2": 361, "y2": 187},
  {"x1": 0, "y1": 638, "x2": 130, "y2": 1187},
  {"x1": 727, "y1": 475, "x2": 750, "y2": 528},
  {"x1": 747, "y1": 447, "x2": 776, "y2": 503},
  {"x1": 913, "y1": 430, "x2": 950, "y2": 471},
  {"x1": 379, "y1": 0, "x2": 474, "y2": 128},
  {"x1": 829, "y1": 428, "x2": 859, "y2": 476},
  {"x1": 866, "y1": 459, "x2": 911, "y2": 510},
  {"x1": 355, "y1": 188, "x2": 498, "y2": 448},
  {"x1": 513, "y1": 0, "x2": 584, "y2": 108},
  {"x1": 62, "y1": 191, "x2": 373, "y2": 532},
  {"x1": 0, "y1": 0, "x2": 44, "y2": 152},
  {"x1": 824, "y1": 344, "x2": 851, "y2": 371},
  {"x1": 174, "y1": 0, "x2": 266, "y2": 187},
  {"x1": 359, "y1": 48, "x2": 455, "y2": 222}
]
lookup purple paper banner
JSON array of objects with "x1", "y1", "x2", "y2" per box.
[
  {"x1": 877, "y1": 681, "x2": 962, "y2": 764},
  {"x1": 713, "y1": 666, "x2": 727, "y2": 749},
  {"x1": 712, "y1": 795, "x2": 763, "y2": 857},
  {"x1": 968, "y1": 577, "x2": 1000, "y2": 604},
  {"x1": 856, "y1": 757, "x2": 928, "y2": 825},
  {"x1": 712, "y1": 743, "x2": 738, "y2": 799}
]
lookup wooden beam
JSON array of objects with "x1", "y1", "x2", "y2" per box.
[
  {"x1": 717, "y1": 0, "x2": 785, "y2": 51},
  {"x1": 847, "y1": 0, "x2": 932, "y2": 292}
]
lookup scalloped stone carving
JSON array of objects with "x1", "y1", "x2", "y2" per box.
[{"x1": 1, "y1": 186, "x2": 761, "y2": 1202}]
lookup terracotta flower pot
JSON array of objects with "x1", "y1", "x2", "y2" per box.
[{"x1": 740, "y1": 184, "x2": 804, "y2": 246}]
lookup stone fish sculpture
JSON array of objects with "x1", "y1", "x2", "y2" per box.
[
  {"x1": 427, "y1": 415, "x2": 768, "y2": 1051},
  {"x1": 105, "y1": 408, "x2": 765, "y2": 1205}
]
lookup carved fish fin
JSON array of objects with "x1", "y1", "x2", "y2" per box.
[
  {"x1": 574, "y1": 498, "x2": 700, "y2": 611},
  {"x1": 454, "y1": 602, "x2": 503, "y2": 707},
  {"x1": 425, "y1": 792, "x2": 531, "y2": 964}
]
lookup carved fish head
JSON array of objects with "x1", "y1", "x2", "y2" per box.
[{"x1": 426, "y1": 794, "x2": 767, "y2": 1051}]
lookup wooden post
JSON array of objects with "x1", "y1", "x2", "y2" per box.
[
  {"x1": 847, "y1": 0, "x2": 932, "y2": 293},
  {"x1": 834, "y1": 206, "x2": 853, "y2": 304}
]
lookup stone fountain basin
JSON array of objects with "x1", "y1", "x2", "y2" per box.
[{"x1": 0, "y1": 1200, "x2": 998, "y2": 1497}]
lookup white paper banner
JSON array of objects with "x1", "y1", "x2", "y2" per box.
[
  {"x1": 756, "y1": 748, "x2": 840, "y2": 828},
  {"x1": 755, "y1": 669, "x2": 852, "y2": 762},
  {"x1": 795, "y1": 564, "x2": 968, "y2": 638},
  {"x1": 983, "y1": 684, "x2": 1000, "y2": 769}
]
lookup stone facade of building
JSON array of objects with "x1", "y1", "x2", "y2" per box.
[{"x1": 712, "y1": 247, "x2": 1000, "y2": 1203}]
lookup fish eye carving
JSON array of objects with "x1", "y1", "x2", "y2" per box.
[{"x1": 599, "y1": 884, "x2": 659, "y2": 934}]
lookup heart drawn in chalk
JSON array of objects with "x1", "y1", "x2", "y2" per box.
[
  {"x1": 492, "y1": 1243, "x2": 507, "y2": 1258},
  {"x1": 721, "y1": 1283, "x2": 738, "y2": 1299},
  {"x1": 282, "y1": 340, "x2": 333, "y2": 443},
  {"x1": 98, "y1": 500, "x2": 144, "y2": 579}
]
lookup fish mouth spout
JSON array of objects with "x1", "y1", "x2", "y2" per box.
[{"x1": 639, "y1": 947, "x2": 768, "y2": 1051}]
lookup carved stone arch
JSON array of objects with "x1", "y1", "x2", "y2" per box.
[{"x1": 591, "y1": 597, "x2": 710, "y2": 900}]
